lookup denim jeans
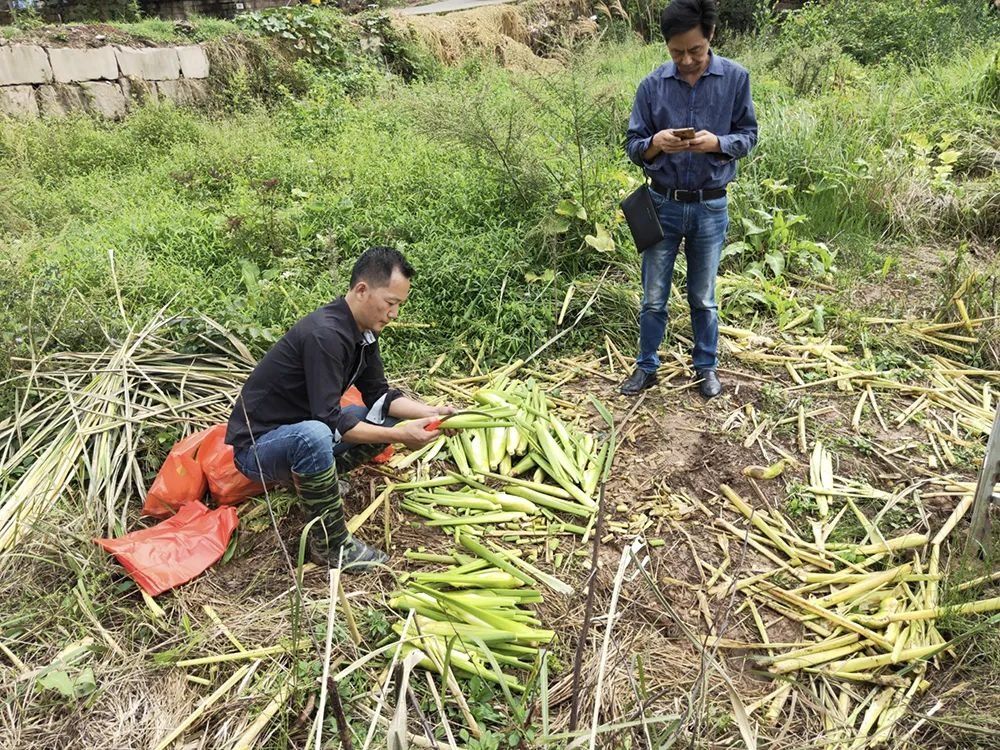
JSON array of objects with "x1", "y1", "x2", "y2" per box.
[
  {"x1": 636, "y1": 190, "x2": 730, "y2": 372},
  {"x1": 233, "y1": 405, "x2": 397, "y2": 486}
]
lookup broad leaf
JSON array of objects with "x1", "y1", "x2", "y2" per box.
[
  {"x1": 37, "y1": 667, "x2": 96, "y2": 699},
  {"x1": 584, "y1": 224, "x2": 615, "y2": 253},
  {"x1": 721, "y1": 241, "x2": 751, "y2": 261},
  {"x1": 543, "y1": 214, "x2": 572, "y2": 234},
  {"x1": 764, "y1": 251, "x2": 785, "y2": 278},
  {"x1": 937, "y1": 149, "x2": 960, "y2": 165},
  {"x1": 554, "y1": 199, "x2": 588, "y2": 221},
  {"x1": 812, "y1": 304, "x2": 826, "y2": 334},
  {"x1": 525, "y1": 269, "x2": 556, "y2": 283}
]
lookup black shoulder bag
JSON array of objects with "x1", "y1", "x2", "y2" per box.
[{"x1": 619, "y1": 175, "x2": 663, "y2": 253}]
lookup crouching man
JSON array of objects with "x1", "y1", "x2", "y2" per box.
[{"x1": 226, "y1": 247, "x2": 451, "y2": 571}]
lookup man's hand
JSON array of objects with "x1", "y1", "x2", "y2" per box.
[
  {"x1": 395, "y1": 416, "x2": 442, "y2": 450},
  {"x1": 685, "y1": 130, "x2": 721, "y2": 153},
  {"x1": 650, "y1": 129, "x2": 688, "y2": 155},
  {"x1": 434, "y1": 405, "x2": 457, "y2": 416}
]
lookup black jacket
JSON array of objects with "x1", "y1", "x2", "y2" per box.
[{"x1": 226, "y1": 297, "x2": 401, "y2": 451}]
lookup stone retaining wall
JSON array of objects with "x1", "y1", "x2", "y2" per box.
[{"x1": 0, "y1": 43, "x2": 211, "y2": 119}]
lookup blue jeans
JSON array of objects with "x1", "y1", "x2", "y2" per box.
[
  {"x1": 233, "y1": 405, "x2": 397, "y2": 487},
  {"x1": 636, "y1": 191, "x2": 730, "y2": 372}
]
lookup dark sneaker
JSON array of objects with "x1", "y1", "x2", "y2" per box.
[
  {"x1": 340, "y1": 535, "x2": 389, "y2": 571},
  {"x1": 620, "y1": 368, "x2": 658, "y2": 396},
  {"x1": 694, "y1": 369, "x2": 722, "y2": 399},
  {"x1": 308, "y1": 530, "x2": 388, "y2": 572}
]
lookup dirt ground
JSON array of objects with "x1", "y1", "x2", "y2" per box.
[
  {"x1": 2, "y1": 332, "x2": 997, "y2": 749},
  {"x1": 0, "y1": 23, "x2": 169, "y2": 48}
]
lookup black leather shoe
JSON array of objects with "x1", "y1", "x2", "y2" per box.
[
  {"x1": 695, "y1": 369, "x2": 722, "y2": 399},
  {"x1": 620, "y1": 368, "x2": 658, "y2": 396}
]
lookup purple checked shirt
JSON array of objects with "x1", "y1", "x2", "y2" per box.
[{"x1": 625, "y1": 52, "x2": 758, "y2": 191}]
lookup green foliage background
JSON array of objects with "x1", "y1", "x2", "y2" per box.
[{"x1": 0, "y1": 2, "x2": 997, "y2": 407}]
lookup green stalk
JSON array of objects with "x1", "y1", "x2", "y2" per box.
[
  {"x1": 409, "y1": 492, "x2": 500, "y2": 512},
  {"x1": 493, "y1": 492, "x2": 539, "y2": 514},
  {"x1": 550, "y1": 415, "x2": 576, "y2": 458},
  {"x1": 448, "y1": 435, "x2": 473, "y2": 477},
  {"x1": 426, "y1": 511, "x2": 527, "y2": 527},
  {"x1": 393, "y1": 476, "x2": 462, "y2": 490},
  {"x1": 535, "y1": 422, "x2": 582, "y2": 484},
  {"x1": 480, "y1": 471, "x2": 571, "y2": 498},
  {"x1": 503, "y1": 485, "x2": 593, "y2": 518},
  {"x1": 457, "y1": 533, "x2": 535, "y2": 587},
  {"x1": 410, "y1": 570, "x2": 524, "y2": 589},
  {"x1": 488, "y1": 427, "x2": 506, "y2": 470}
]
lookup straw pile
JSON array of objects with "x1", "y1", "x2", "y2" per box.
[
  {"x1": 391, "y1": 0, "x2": 595, "y2": 72},
  {"x1": 0, "y1": 308, "x2": 253, "y2": 555}
]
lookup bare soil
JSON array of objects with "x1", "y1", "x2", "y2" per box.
[{"x1": 1, "y1": 23, "x2": 169, "y2": 48}]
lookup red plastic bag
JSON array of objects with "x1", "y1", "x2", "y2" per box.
[
  {"x1": 144, "y1": 387, "x2": 392, "y2": 515},
  {"x1": 341, "y1": 386, "x2": 395, "y2": 463},
  {"x1": 341, "y1": 385, "x2": 365, "y2": 407},
  {"x1": 141, "y1": 430, "x2": 210, "y2": 518},
  {"x1": 198, "y1": 424, "x2": 266, "y2": 506},
  {"x1": 95, "y1": 501, "x2": 239, "y2": 596}
]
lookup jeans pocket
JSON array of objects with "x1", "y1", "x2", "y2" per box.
[{"x1": 703, "y1": 196, "x2": 728, "y2": 213}]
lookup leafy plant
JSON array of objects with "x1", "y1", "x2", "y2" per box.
[
  {"x1": 236, "y1": 6, "x2": 353, "y2": 67},
  {"x1": 722, "y1": 205, "x2": 835, "y2": 280},
  {"x1": 899, "y1": 132, "x2": 962, "y2": 190}
]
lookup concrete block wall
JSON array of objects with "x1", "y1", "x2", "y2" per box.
[{"x1": 0, "y1": 43, "x2": 212, "y2": 119}]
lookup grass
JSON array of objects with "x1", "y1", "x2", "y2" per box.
[
  {"x1": 0, "y1": 13, "x2": 240, "y2": 42},
  {"x1": 2, "y1": 36, "x2": 998, "y2": 400},
  {"x1": 1, "y1": 8, "x2": 999, "y2": 746}
]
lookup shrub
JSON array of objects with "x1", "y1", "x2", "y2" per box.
[
  {"x1": 771, "y1": 39, "x2": 858, "y2": 96},
  {"x1": 717, "y1": 0, "x2": 771, "y2": 36},
  {"x1": 236, "y1": 6, "x2": 355, "y2": 68},
  {"x1": 777, "y1": 0, "x2": 1000, "y2": 66},
  {"x1": 46, "y1": 0, "x2": 139, "y2": 22}
]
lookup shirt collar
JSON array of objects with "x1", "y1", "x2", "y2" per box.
[
  {"x1": 333, "y1": 297, "x2": 377, "y2": 345},
  {"x1": 661, "y1": 51, "x2": 723, "y2": 80}
]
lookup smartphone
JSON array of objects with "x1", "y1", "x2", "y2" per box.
[{"x1": 672, "y1": 127, "x2": 696, "y2": 140}]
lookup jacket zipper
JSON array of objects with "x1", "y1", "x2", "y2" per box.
[{"x1": 347, "y1": 340, "x2": 370, "y2": 389}]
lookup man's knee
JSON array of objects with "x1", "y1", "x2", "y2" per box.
[
  {"x1": 293, "y1": 421, "x2": 334, "y2": 462},
  {"x1": 642, "y1": 295, "x2": 667, "y2": 313},
  {"x1": 687, "y1": 290, "x2": 717, "y2": 312}
]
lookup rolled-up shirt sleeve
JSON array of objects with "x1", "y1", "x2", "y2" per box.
[
  {"x1": 714, "y1": 70, "x2": 758, "y2": 163},
  {"x1": 303, "y1": 329, "x2": 349, "y2": 441}
]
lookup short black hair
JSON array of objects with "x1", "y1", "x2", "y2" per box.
[
  {"x1": 660, "y1": 0, "x2": 717, "y2": 42},
  {"x1": 349, "y1": 246, "x2": 415, "y2": 289}
]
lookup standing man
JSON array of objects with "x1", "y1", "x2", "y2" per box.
[
  {"x1": 226, "y1": 247, "x2": 452, "y2": 571},
  {"x1": 621, "y1": 0, "x2": 758, "y2": 398}
]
